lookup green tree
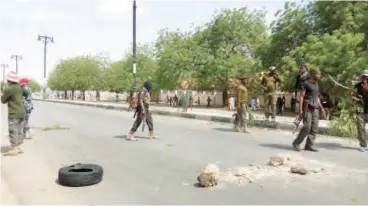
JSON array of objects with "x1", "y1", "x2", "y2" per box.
[
  {"x1": 28, "y1": 79, "x2": 42, "y2": 92},
  {"x1": 195, "y1": 8, "x2": 268, "y2": 105}
]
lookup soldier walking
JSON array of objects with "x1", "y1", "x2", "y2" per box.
[
  {"x1": 261, "y1": 66, "x2": 281, "y2": 121},
  {"x1": 292, "y1": 69, "x2": 326, "y2": 152},
  {"x1": 127, "y1": 80, "x2": 158, "y2": 141},
  {"x1": 20, "y1": 78, "x2": 34, "y2": 139},
  {"x1": 233, "y1": 76, "x2": 250, "y2": 133},
  {"x1": 293, "y1": 64, "x2": 310, "y2": 132},
  {"x1": 1, "y1": 72, "x2": 25, "y2": 156},
  {"x1": 354, "y1": 70, "x2": 368, "y2": 152}
]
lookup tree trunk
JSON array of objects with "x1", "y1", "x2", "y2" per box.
[
  {"x1": 82, "y1": 90, "x2": 85, "y2": 101},
  {"x1": 96, "y1": 90, "x2": 100, "y2": 101},
  {"x1": 116, "y1": 93, "x2": 119, "y2": 102},
  {"x1": 222, "y1": 88, "x2": 228, "y2": 107},
  {"x1": 72, "y1": 90, "x2": 75, "y2": 100},
  {"x1": 64, "y1": 91, "x2": 67, "y2": 99}
]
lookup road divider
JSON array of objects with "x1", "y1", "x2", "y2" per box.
[{"x1": 34, "y1": 99, "x2": 329, "y2": 134}]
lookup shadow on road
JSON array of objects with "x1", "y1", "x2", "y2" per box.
[
  {"x1": 1, "y1": 146, "x2": 11, "y2": 154},
  {"x1": 213, "y1": 127, "x2": 234, "y2": 132},
  {"x1": 315, "y1": 142, "x2": 357, "y2": 151},
  {"x1": 114, "y1": 135, "x2": 148, "y2": 139},
  {"x1": 259, "y1": 143, "x2": 295, "y2": 151}
]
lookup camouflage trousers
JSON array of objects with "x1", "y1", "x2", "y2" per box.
[
  {"x1": 24, "y1": 110, "x2": 32, "y2": 133},
  {"x1": 8, "y1": 118, "x2": 25, "y2": 147},
  {"x1": 356, "y1": 113, "x2": 368, "y2": 147},
  {"x1": 233, "y1": 103, "x2": 248, "y2": 131},
  {"x1": 130, "y1": 110, "x2": 154, "y2": 132}
]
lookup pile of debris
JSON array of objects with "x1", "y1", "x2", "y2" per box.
[{"x1": 196, "y1": 154, "x2": 327, "y2": 188}]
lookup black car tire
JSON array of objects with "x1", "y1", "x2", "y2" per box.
[{"x1": 58, "y1": 163, "x2": 103, "y2": 187}]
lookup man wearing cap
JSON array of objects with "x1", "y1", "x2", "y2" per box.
[
  {"x1": 233, "y1": 76, "x2": 250, "y2": 133},
  {"x1": 292, "y1": 68, "x2": 326, "y2": 152},
  {"x1": 1, "y1": 71, "x2": 25, "y2": 156},
  {"x1": 353, "y1": 70, "x2": 368, "y2": 152},
  {"x1": 261, "y1": 66, "x2": 281, "y2": 121},
  {"x1": 20, "y1": 78, "x2": 34, "y2": 139},
  {"x1": 127, "y1": 80, "x2": 158, "y2": 141}
]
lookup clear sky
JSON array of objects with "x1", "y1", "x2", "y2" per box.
[{"x1": 0, "y1": 0, "x2": 286, "y2": 85}]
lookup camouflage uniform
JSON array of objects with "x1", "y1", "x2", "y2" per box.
[
  {"x1": 22, "y1": 85, "x2": 34, "y2": 138},
  {"x1": 261, "y1": 67, "x2": 281, "y2": 121},
  {"x1": 233, "y1": 76, "x2": 250, "y2": 133},
  {"x1": 127, "y1": 81, "x2": 158, "y2": 141}
]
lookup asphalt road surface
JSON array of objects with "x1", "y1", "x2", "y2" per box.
[{"x1": 1, "y1": 101, "x2": 368, "y2": 205}]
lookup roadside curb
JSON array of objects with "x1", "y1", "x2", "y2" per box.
[{"x1": 34, "y1": 99, "x2": 329, "y2": 134}]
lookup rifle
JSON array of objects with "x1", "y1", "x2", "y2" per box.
[{"x1": 327, "y1": 74, "x2": 363, "y2": 107}]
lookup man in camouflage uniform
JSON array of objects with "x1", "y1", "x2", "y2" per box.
[
  {"x1": 261, "y1": 66, "x2": 281, "y2": 121},
  {"x1": 233, "y1": 76, "x2": 250, "y2": 133},
  {"x1": 20, "y1": 78, "x2": 34, "y2": 139},
  {"x1": 127, "y1": 80, "x2": 158, "y2": 141},
  {"x1": 1, "y1": 71, "x2": 25, "y2": 156},
  {"x1": 354, "y1": 70, "x2": 368, "y2": 152}
]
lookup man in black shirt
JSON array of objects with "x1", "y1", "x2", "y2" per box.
[
  {"x1": 292, "y1": 68, "x2": 326, "y2": 152},
  {"x1": 354, "y1": 70, "x2": 368, "y2": 152},
  {"x1": 293, "y1": 65, "x2": 310, "y2": 133}
]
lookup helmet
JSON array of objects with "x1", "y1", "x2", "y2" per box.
[
  {"x1": 269, "y1": 66, "x2": 276, "y2": 71},
  {"x1": 20, "y1": 78, "x2": 29, "y2": 86},
  {"x1": 7, "y1": 71, "x2": 19, "y2": 83},
  {"x1": 143, "y1": 80, "x2": 152, "y2": 90}
]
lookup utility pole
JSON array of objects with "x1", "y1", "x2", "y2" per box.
[
  {"x1": 11, "y1": 55, "x2": 22, "y2": 73},
  {"x1": 132, "y1": 0, "x2": 137, "y2": 92},
  {"x1": 0, "y1": 64, "x2": 8, "y2": 91},
  {"x1": 37, "y1": 35, "x2": 54, "y2": 99}
]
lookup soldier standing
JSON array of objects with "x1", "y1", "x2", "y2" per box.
[
  {"x1": 1, "y1": 72, "x2": 25, "y2": 156},
  {"x1": 19, "y1": 78, "x2": 34, "y2": 139},
  {"x1": 261, "y1": 66, "x2": 281, "y2": 121},
  {"x1": 292, "y1": 68, "x2": 326, "y2": 152},
  {"x1": 233, "y1": 76, "x2": 250, "y2": 133},
  {"x1": 127, "y1": 80, "x2": 158, "y2": 141},
  {"x1": 354, "y1": 70, "x2": 368, "y2": 152}
]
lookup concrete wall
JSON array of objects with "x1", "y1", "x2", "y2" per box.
[{"x1": 50, "y1": 90, "x2": 295, "y2": 108}]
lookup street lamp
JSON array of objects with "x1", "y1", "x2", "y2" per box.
[
  {"x1": 10, "y1": 55, "x2": 22, "y2": 73},
  {"x1": 0, "y1": 64, "x2": 9, "y2": 91},
  {"x1": 132, "y1": 0, "x2": 137, "y2": 92},
  {"x1": 37, "y1": 34, "x2": 54, "y2": 99}
]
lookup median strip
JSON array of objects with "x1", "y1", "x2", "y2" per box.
[{"x1": 33, "y1": 99, "x2": 329, "y2": 135}]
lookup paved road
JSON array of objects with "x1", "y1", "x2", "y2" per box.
[{"x1": 1, "y1": 102, "x2": 368, "y2": 204}]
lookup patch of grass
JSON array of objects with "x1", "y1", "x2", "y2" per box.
[{"x1": 42, "y1": 125, "x2": 69, "y2": 131}]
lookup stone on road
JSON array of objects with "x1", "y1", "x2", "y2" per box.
[{"x1": 1, "y1": 102, "x2": 368, "y2": 204}]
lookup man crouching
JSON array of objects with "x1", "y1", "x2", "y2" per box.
[{"x1": 127, "y1": 80, "x2": 158, "y2": 141}]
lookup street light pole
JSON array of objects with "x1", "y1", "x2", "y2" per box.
[
  {"x1": 37, "y1": 35, "x2": 54, "y2": 99},
  {"x1": 0, "y1": 64, "x2": 9, "y2": 91},
  {"x1": 132, "y1": 0, "x2": 137, "y2": 92},
  {"x1": 10, "y1": 55, "x2": 22, "y2": 74}
]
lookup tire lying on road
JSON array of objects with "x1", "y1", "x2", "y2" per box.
[{"x1": 58, "y1": 163, "x2": 103, "y2": 187}]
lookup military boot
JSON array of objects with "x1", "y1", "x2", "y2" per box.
[
  {"x1": 148, "y1": 131, "x2": 159, "y2": 139},
  {"x1": 241, "y1": 126, "x2": 251, "y2": 133},
  {"x1": 232, "y1": 126, "x2": 240, "y2": 132},
  {"x1": 3, "y1": 146, "x2": 19, "y2": 156},
  {"x1": 16, "y1": 146, "x2": 24, "y2": 154},
  {"x1": 126, "y1": 132, "x2": 138, "y2": 141}
]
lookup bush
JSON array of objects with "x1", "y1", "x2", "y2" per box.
[{"x1": 328, "y1": 97, "x2": 359, "y2": 138}]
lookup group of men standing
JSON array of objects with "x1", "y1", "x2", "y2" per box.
[
  {"x1": 232, "y1": 64, "x2": 367, "y2": 153},
  {"x1": 1, "y1": 71, "x2": 34, "y2": 156}
]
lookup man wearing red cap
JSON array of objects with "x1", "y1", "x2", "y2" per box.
[
  {"x1": 1, "y1": 71, "x2": 25, "y2": 156},
  {"x1": 20, "y1": 78, "x2": 34, "y2": 139}
]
